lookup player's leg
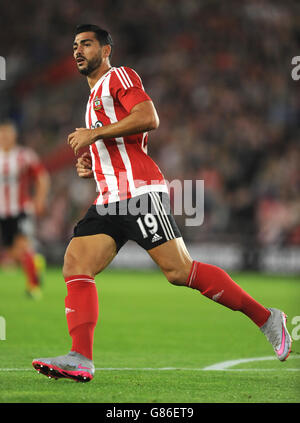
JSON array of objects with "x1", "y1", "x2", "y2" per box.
[
  {"x1": 10, "y1": 234, "x2": 41, "y2": 295},
  {"x1": 61, "y1": 201, "x2": 128, "y2": 365},
  {"x1": 33, "y1": 201, "x2": 127, "y2": 382},
  {"x1": 148, "y1": 237, "x2": 292, "y2": 361},
  {"x1": 63, "y1": 233, "x2": 117, "y2": 357},
  {"x1": 147, "y1": 237, "x2": 193, "y2": 286},
  {"x1": 32, "y1": 204, "x2": 124, "y2": 382},
  {"x1": 148, "y1": 237, "x2": 270, "y2": 325},
  {"x1": 0, "y1": 214, "x2": 41, "y2": 297},
  {"x1": 33, "y1": 233, "x2": 118, "y2": 382},
  {"x1": 62, "y1": 233, "x2": 117, "y2": 278},
  {"x1": 131, "y1": 192, "x2": 291, "y2": 361}
]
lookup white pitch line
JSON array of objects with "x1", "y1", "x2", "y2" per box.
[
  {"x1": 0, "y1": 356, "x2": 299, "y2": 373},
  {"x1": 203, "y1": 355, "x2": 277, "y2": 370},
  {"x1": 0, "y1": 368, "x2": 299, "y2": 372},
  {"x1": 202, "y1": 355, "x2": 300, "y2": 370}
]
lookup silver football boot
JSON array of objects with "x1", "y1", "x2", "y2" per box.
[
  {"x1": 32, "y1": 351, "x2": 95, "y2": 382},
  {"x1": 260, "y1": 308, "x2": 292, "y2": 361}
]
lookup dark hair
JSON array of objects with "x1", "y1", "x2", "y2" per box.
[
  {"x1": 75, "y1": 24, "x2": 113, "y2": 60},
  {"x1": 0, "y1": 118, "x2": 18, "y2": 131}
]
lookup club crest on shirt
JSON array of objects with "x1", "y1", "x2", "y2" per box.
[{"x1": 93, "y1": 96, "x2": 103, "y2": 111}]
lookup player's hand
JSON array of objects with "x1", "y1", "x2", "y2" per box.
[
  {"x1": 76, "y1": 152, "x2": 93, "y2": 178},
  {"x1": 68, "y1": 128, "x2": 94, "y2": 155}
]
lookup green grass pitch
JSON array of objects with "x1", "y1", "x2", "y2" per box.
[{"x1": 0, "y1": 266, "x2": 299, "y2": 403}]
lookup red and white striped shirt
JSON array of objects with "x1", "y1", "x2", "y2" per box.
[
  {"x1": 0, "y1": 146, "x2": 44, "y2": 218},
  {"x1": 85, "y1": 66, "x2": 168, "y2": 205}
]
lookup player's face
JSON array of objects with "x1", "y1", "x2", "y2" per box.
[
  {"x1": 0, "y1": 124, "x2": 17, "y2": 151},
  {"x1": 73, "y1": 32, "x2": 103, "y2": 76}
]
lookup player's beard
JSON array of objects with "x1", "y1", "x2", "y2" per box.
[{"x1": 78, "y1": 54, "x2": 103, "y2": 76}]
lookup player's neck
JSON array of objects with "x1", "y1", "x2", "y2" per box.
[
  {"x1": 87, "y1": 63, "x2": 112, "y2": 90},
  {"x1": 0, "y1": 145, "x2": 15, "y2": 153}
]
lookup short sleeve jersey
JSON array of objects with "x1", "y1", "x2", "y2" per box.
[{"x1": 85, "y1": 66, "x2": 168, "y2": 205}]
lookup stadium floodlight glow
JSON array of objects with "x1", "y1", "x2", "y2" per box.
[
  {"x1": 0, "y1": 316, "x2": 6, "y2": 340},
  {"x1": 0, "y1": 56, "x2": 6, "y2": 80}
]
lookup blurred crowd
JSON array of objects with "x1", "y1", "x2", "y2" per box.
[{"x1": 1, "y1": 0, "x2": 300, "y2": 257}]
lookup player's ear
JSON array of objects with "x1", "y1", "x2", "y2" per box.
[{"x1": 102, "y1": 45, "x2": 111, "y2": 60}]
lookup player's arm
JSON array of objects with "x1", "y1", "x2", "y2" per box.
[
  {"x1": 92, "y1": 100, "x2": 159, "y2": 139},
  {"x1": 32, "y1": 169, "x2": 50, "y2": 216},
  {"x1": 68, "y1": 100, "x2": 159, "y2": 155}
]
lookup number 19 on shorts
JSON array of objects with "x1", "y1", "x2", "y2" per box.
[{"x1": 136, "y1": 214, "x2": 158, "y2": 238}]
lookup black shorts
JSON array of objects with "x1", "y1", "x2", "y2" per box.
[
  {"x1": 73, "y1": 192, "x2": 182, "y2": 252},
  {"x1": 0, "y1": 213, "x2": 33, "y2": 247}
]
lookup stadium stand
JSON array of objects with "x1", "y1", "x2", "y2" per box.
[{"x1": 0, "y1": 0, "x2": 299, "y2": 271}]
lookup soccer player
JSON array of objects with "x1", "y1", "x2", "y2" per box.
[
  {"x1": 32, "y1": 24, "x2": 292, "y2": 382},
  {"x1": 0, "y1": 120, "x2": 49, "y2": 298}
]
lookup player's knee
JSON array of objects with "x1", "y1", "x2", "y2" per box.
[
  {"x1": 62, "y1": 250, "x2": 76, "y2": 278},
  {"x1": 164, "y1": 268, "x2": 188, "y2": 286},
  {"x1": 62, "y1": 249, "x2": 92, "y2": 279},
  {"x1": 11, "y1": 235, "x2": 30, "y2": 260}
]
